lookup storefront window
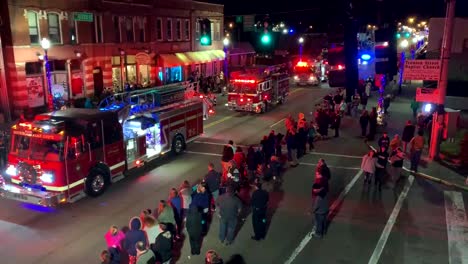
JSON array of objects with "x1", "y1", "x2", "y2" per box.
[
  {"x1": 139, "y1": 65, "x2": 150, "y2": 87},
  {"x1": 165, "y1": 66, "x2": 182, "y2": 84},
  {"x1": 126, "y1": 65, "x2": 137, "y2": 84},
  {"x1": 112, "y1": 68, "x2": 122, "y2": 91}
]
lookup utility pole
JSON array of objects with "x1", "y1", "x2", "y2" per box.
[{"x1": 429, "y1": 0, "x2": 456, "y2": 160}]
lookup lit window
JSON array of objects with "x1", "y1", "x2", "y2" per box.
[
  {"x1": 156, "y1": 18, "x2": 163, "y2": 41},
  {"x1": 27, "y1": 11, "x2": 40, "y2": 44},
  {"x1": 184, "y1": 19, "x2": 190, "y2": 40},
  {"x1": 215, "y1": 22, "x2": 221, "y2": 41},
  {"x1": 176, "y1": 19, "x2": 181, "y2": 40},
  {"x1": 195, "y1": 20, "x2": 200, "y2": 40},
  {"x1": 47, "y1": 13, "x2": 61, "y2": 44},
  {"x1": 166, "y1": 18, "x2": 172, "y2": 41}
]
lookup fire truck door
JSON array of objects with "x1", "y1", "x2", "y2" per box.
[
  {"x1": 137, "y1": 135, "x2": 146, "y2": 157},
  {"x1": 65, "y1": 135, "x2": 88, "y2": 195}
]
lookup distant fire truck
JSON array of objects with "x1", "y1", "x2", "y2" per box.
[
  {"x1": 227, "y1": 65, "x2": 290, "y2": 113},
  {"x1": 0, "y1": 83, "x2": 205, "y2": 206},
  {"x1": 292, "y1": 61, "x2": 319, "y2": 86}
]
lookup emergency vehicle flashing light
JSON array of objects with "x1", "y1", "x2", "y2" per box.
[
  {"x1": 296, "y1": 61, "x2": 309, "y2": 67},
  {"x1": 337, "y1": 65, "x2": 344, "y2": 70},
  {"x1": 233, "y1": 79, "x2": 256, "y2": 84}
]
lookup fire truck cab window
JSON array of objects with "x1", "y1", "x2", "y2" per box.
[
  {"x1": 103, "y1": 121, "x2": 122, "y2": 144},
  {"x1": 11, "y1": 135, "x2": 64, "y2": 161},
  {"x1": 67, "y1": 137, "x2": 84, "y2": 160},
  {"x1": 86, "y1": 122, "x2": 103, "y2": 149}
]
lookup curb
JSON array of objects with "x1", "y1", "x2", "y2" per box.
[{"x1": 365, "y1": 142, "x2": 468, "y2": 192}]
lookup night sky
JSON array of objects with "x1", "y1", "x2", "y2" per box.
[{"x1": 207, "y1": 0, "x2": 468, "y2": 28}]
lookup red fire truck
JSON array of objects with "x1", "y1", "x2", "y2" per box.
[
  {"x1": 227, "y1": 65, "x2": 290, "y2": 113},
  {"x1": 0, "y1": 83, "x2": 204, "y2": 206},
  {"x1": 292, "y1": 61, "x2": 319, "y2": 86}
]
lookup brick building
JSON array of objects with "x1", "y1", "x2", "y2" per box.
[{"x1": 0, "y1": 0, "x2": 224, "y2": 119}]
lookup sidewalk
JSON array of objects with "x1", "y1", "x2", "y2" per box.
[{"x1": 365, "y1": 83, "x2": 468, "y2": 189}]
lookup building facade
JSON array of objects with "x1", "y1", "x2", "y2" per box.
[
  {"x1": 0, "y1": 0, "x2": 224, "y2": 119},
  {"x1": 427, "y1": 17, "x2": 468, "y2": 109}
]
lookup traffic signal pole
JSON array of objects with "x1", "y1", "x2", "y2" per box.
[{"x1": 429, "y1": 0, "x2": 456, "y2": 160}]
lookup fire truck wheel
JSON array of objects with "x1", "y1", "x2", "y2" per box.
[
  {"x1": 172, "y1": 135, "x2": 185, "y2": 155},
  {"x1": 85, "y1": 169, "x2": 108, "y2": 197}
]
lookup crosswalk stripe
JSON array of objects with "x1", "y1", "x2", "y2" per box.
[
  {"x1": 444, "y1": 191, "x2": 468, "y2": 264},
  {"x1": 368, "y1": 175, "x2": 414, "y2": 264}
]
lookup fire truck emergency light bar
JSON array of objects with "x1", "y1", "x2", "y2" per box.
[{"x1": 232, "y1": 79, "x2": 256, "y2": 83}]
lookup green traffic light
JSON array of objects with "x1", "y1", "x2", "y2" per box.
[
  {"x1": 261, "y1": 34, "x2": 271, "y2": 44},
  {"x1": 200, "y1": 35, "x2": 211, "y2": 45},
  {"x1": 396, "y1": 33, "x2": 401, "y2": 39}
]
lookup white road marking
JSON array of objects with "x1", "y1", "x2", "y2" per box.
[
  {"x1": 307, "y1": 151, "x2": 362, "y2": 159},
  {"x1": 444, "y1": 191, "x2": 468, "y2": 264},
  {"x1": 184, "y1": 150, "x2": 222, "y2": 157},
  {"x1": 270, "y1": 118, "x2": 286, "y2": 128},
  {"x1": 368, "y1": 175, "x2": 415, "y2": 264},
  {"x1": 193, "y1": 141, "x2": 249, "y2": 148},
  {"x1": 284, "y1": 170, "x2": 363, "y2": 264},
  {"x1": 299, "y1": 162, "x2": 360, "y2": 170}
]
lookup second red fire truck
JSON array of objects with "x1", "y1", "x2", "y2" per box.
[
  {"x1": 0, "y1": 83, "x2": 204, "y2": 206},
  {"x1": 227, "y1": 65, "x2": 290, "y2": 113}
]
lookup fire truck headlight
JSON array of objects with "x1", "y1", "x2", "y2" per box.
[
  {"x1": 294, "y1": 75, "x2": 299, "y2": 80},
  {"x1": 309, "y1": 76, "x2": 316, "y2": 81},
  {"x1": 5, "y1": 165, "x2": 17, "y2": 176},
  {"x1": 40, "y1": 173, "x2": 55, "y2": 184}
]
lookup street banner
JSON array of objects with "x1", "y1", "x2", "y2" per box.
[{"x1": 403, "y1": 60, "x2": 441, "y2": 81}]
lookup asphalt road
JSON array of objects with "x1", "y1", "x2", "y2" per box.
[{"x1": 0, "y1": 83, "x2": 467, "y2": 264}]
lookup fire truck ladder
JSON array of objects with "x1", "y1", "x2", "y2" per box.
[{"x1": 98, "y1": 81, "x2": 215, "y2": 118}]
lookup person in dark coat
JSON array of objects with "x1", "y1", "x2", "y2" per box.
[
  {"x1": 186, "y1": 205, "x2": 203, "y2": 255},
  {"x1": 246, "y1": 146, "x2": 258, "y2": 182},
  {"x1": 401, "y1": 120, "x2": 416, "y2": 152},
  {"x1": 216, "y1": 186, "x2": 243, "y2": 245},
  {"x1": 367, "y1": 107, "x2": 378, "y2": 141},
  {"x1": 204, "y1": 162, "x2": 221, "y2": 205},
  {"x1": 286, "y1": 128, "x2": 298, "y2": 167},
  {"x1": 192, "y1": 183, "x2": 210, "y2": 234},
  {"x1": 316, "y1": 158, "x2": 331, "y2": 181},
  {"x1": 124, "y1": 217, "x2": 148, "y2": 264},
  {"x1": 378, "y1": 132, "x2": 390, "y2": 150},
  {"x1": 275, "y1": 133, "x2": 284, "y2": 157},
  {"x1": 151, "y1": 224, "x2": 172, "y2": 264},
  {"x1": 312, "y1": 172, "x2": 329, "y2": 239},
  {"x1": 374, "y1": 146, "x2": 389, "y2": 191},
  {"x1": 359, "y1": 110, "x2": 370, "y2": 137},
  {"x1": 332, "y1": 110, "x2": 341, "y2": 138},
  {"x1": 221, "y1": 140, "x2": 235, "y2": 181},
  {"x1": 250, "y1": 181, "x2": 269, "y2": 240},
  {"x1": 168, "y1": 188, "x2": 182, "y2": 238}
]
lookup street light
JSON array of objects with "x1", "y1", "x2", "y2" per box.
[
  {"x1": 400, "y1": 39, "x2": 409, "y2": 48},
  {"x1": 298, "y1": 37, "x2": 304, "y2": 60},
  {"x1": 223, "y1": 37, "x2": 229, "y2": 84},
  {"x1": 408, "y1": 17, "x2": 415, "y2": 24},
  {"x1": 298, "y1": 37, "x2": 304, "y2": 44},
  {"x1": 41, "y1": 38, "x2": 54, "y2": 111}
]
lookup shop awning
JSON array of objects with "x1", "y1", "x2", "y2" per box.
[
  {"x1": 185, "y1": 50, "x2": 225, "y2": 64},
  {"x1": 159, "y1": 54, "x2": 192, "y2": 67}
]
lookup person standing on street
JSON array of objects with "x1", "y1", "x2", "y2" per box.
[
  {"x1": 246, "y1": 146, "x2": 258, "y2": 182},
  {"x1": 409, "y1": 130, "x2": 425, "y2": 172},
  {"x1": 359, "y1": 110, "x2": 370, "y2": 137},
  {"x1": 389, "y1": 134, "x2": 402, "y2": 152},
  {"x1": 361, "y1": 150, "x2": 377, "y2": 184},
  {"x1": 367, "y1": 107, "x2": 378, "y2": 141},
  {"x1": 378, "y1": 132, "x2": 390, "y2": 150},
  {"x1": 402, "y1": 120, "x2": 416, "y2": 153},
  {"x1": 191, "y1": 183, "x2": 211, "y2": 235},
  {"x1": 179, "y1": 180, "x2": 192, "y2": 221},
  {"x1": 374, "y1": 146, "x2": 389, "y2": 191},
  {"x1": 204, "y1": 162, "x2": 221, "y2": 210},
  {"x1": 124, "y1": 217, "x2": 148, "y2": 264},
  {"x1": 410, "y1": 97, "x2": 420, "y2": 120},
  {"x1": 216, "y1": 186, "x2": 243, "y2": 245},
  {"x1": 316, "y1": 158, "x2": 331, "y2": 181},
  {"x1": 186, "y1": 205, "x2": 203, "y2": 256},
  {"x1": 286, "y1": 128, "x2": 299, "y2": 167},
  {"x1": 333, "y1": 110, "x2": 341, "y2": 138},
  {"x1": 312, "y1": 172, "x2": 329, "y2": 239},
  {"x1": 168, "y1": 188, "x2": 182, "y2": 239},
  {"x1": 250, "y1": 180, "x2": 269, "y2": 241},
  {"x1": 151, "y1": 223, "x2": 173, "y2": 264},
  {"x1": 221, "y1": 140, "x2": 235, "y2": 182},
  {"x1": 388, "y1": 147, "x2": 405, "y2": 187},
  {"x1": 136, "y1": 241, "x2": 155, "y2": 264}
]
